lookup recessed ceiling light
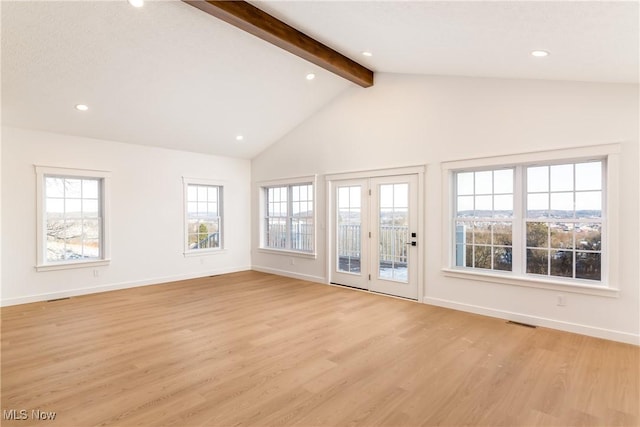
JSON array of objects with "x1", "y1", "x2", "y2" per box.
[
  {"x1": 306, "y1": 73, "x2": 316, "y2": 81},
  {"x1": 531, "y1": 50, "x2": 549, "y2": 57},
  {"x1": 236, "y1": 135, "x2": 244, "y2": 141},
  {"x1": 128, "y1": 0, "x2": 144, "y2": 8},
  {"x1": 362, "y1": 51, "x2": 373, "y2": 57},
  {"x1": 75, "y1": 104, "x2": 89, "y2": 111}
]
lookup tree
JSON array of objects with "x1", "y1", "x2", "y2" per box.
[
  {"x1": 198, "y1": 223, "x2": 208, "y2": 248},
  {"x1": 47, "y1": 219, "x2": 83, "y2": 260},
  {"x1": 526, "y1": 222, "x2": 547, "y2": 248}
]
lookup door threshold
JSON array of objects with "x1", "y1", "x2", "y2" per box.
[
  {"x1": 329, "y1": 282, "x2": 367, "y2": 291},
  {"x1": 370, "y1": 290, "x2": 418, "y2": 302},
  {"x1": 329, "y1": 282, "x2": 418, "y2": 302}
]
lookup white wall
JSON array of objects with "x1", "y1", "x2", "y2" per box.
[
  {"x1": 1, "y1": 127, "x2": 251, "y2": 305},
  {"x1": 252, "y1": 73, "x2": 640, "y2": 344}
]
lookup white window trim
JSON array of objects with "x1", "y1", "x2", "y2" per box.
[
  {"x1": 183, "y1": 177, "x2": 226, "y2": 256},
  {"x1": 441, "y1": 143, "x2": 621, "y2": 297},
  {"x1": 258, "y1": 175, "x2": 317, "y2": 257},
  {"x1": 35, "y1": 165, "x2": 111, "y2": 272},
  {"x1": 255, "y1": 247, "x2": 318, "y2": 259},
  {"x1": 440, "y1": 268, "x2": 618, "y2": 297}
]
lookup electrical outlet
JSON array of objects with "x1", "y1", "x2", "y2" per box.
[
  {"x1": 557, "y1": 295, "x2": 566, "y2": 306},
  {"x1": 290, "y1": 258, "x2": 295, "y2": 266},
  {"x1": 93, "y1": 269, "x2": 100, "y2": 277}
]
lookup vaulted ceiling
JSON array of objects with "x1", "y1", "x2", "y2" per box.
[{"x1": 2, "y1": 1, "x2": 638, "y2": 159}]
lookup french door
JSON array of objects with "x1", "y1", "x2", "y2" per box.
[{"x1": 331, "y1": 174, "x2": 419, "y2": 300}]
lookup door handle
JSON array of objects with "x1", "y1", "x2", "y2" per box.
[{"x1": 405, "y1": 241, "x2": 417, "y2": 246}]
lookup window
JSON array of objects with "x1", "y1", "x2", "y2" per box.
[
  {"x1": 454, "y1": 161, "x2": 604, "y2": 283},
  {"x1": 262, "y1": 181, "x2": 315, "y2": 254},
  {"x1": 525, "y1": 162, "x2": 602, "y2": 280},
  {"x1": 184, "y1": 179, "x2": 223, "y2": 253},
  {"x1": 455, "y1": 169, "x2": 514, "y2": 272},
  {"x1": 36, "y1": 166, "x2": 110, "y2": 271},
  {"x1": 444, "y1": 144, "x2": 618, "y2": 292}
]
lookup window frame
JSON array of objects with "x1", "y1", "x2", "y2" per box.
[
  {"x1": 258, "y1": 175, "x2": 317, "y2": 258},
  {"x1": 522, "y1": 161, "x2": 605, "y2": 281},
  {"x1": 441, "y1": 144, "x2": 620, "y2": 297},
  {"x1": 183, "y1": 177, "x2": 225, "y2": 256},
  {"x1": 35, "y1": 166, "x2": 111, "y2": 271},
  {"x1": 454, "y1": 168, "x2": 515, "y2": 273}
]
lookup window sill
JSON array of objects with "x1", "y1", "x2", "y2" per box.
[
  {"x1": 256, "y1": 248, "x2": 317, "y2": 259},
  {"x1": 441, "y1": 267, "x2": 619, "y2": 298},
  {"x1": 184, "y1": 249, "x2": 227, "y2": 257},
  {"x1": 36, "y1": 259, "x2": 111, "y2": 272}
]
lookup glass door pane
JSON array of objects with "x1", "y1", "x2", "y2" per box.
[
  {"x1": 378, "y1": 183, "x2": 409, "y2": 282},
  {"x1": 337, "y1": 185, "x2": 362, "y2": 274}
]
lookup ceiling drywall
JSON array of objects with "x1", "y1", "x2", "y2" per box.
[
  {"x1": 1, "y1": 1, "x2": 350, "y2": 159},
  {"x1": 2, "y1": 1, "x2": 638, "y2": 159},
  {"x1": 257, "y1": 1, "x2": 639, "y2": 84}
]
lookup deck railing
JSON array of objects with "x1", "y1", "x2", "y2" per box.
[
  {"x1": 265, "y1": 221, "x2": 314, "y2": 252},
  {"x1": 338, "y1": 224, "x2": 408, "y2": 263},
  {"x1": 265, "y1": 223, "x2": 409, "y2": 263}
]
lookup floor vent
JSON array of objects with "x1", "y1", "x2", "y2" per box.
[
  {"x1": 47, "y1": 297, "x2": 71, "y2": 302},
  {"x1": 507, "y1": 320, "x2": 537, "y2": 328}
]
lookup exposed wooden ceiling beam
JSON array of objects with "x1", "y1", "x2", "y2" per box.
[{"x1": 182, "y1": 0, "x2": 374, "y2": 88}]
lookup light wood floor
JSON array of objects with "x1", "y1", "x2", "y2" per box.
[{"x1": 1, "y1": 271, "x2": 638, "y2": 427}]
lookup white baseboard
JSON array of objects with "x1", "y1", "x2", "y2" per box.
[
  {"x1": 1, "y1": 266, "x2": 252, "y2": 307},
  {"x1": 251, "y1": 265, "x2": 326, "y2": 284},
  {"x1": 424, "y1": 296, "x2": 639, "y2": 346}
]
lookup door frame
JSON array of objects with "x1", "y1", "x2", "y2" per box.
[{"x1": 325, "y1": 165, "x2": 426, "y2": 302}]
